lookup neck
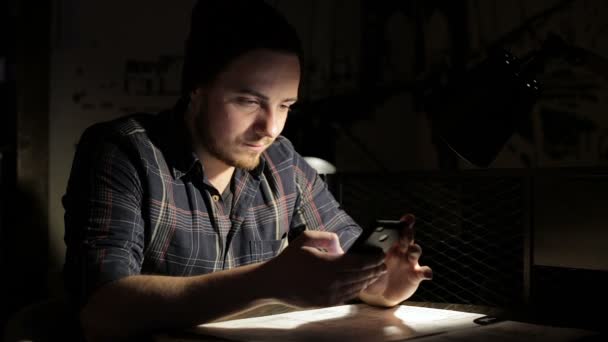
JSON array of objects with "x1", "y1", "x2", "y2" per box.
[{"x1": 199, "y1": 149, "x2": 235, "y2": 194}]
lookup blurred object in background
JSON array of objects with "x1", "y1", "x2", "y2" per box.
[
  {"x1": 427, "y1": 32, "x2": 608, "y2": 169},
  {"x1": 302, "y1": 156, "x2": 341, "y2": 202},
  {"x1": 303, "y1": 156, "x2": 337, "y2": 175},
  {"x1": 425, "y1": 47, "x2": 541, "y2": 168}
]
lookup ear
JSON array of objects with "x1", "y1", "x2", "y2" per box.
[
  {"x1": 189, "y1": 86, "x2": 209, "y2": 110},
  {"x1": 190, "y1": 86, "x2": 205, "y2": 101}
]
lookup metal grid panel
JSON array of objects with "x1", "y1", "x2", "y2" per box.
[{"x1": 338, "y1": 173, "x2": 525, "y2": 308}]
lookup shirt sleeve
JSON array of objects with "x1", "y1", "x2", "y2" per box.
[
  {"x1": 62, "y1": 124, "x2": 145, "y2": 309},
  {"x1": 290, "y1": 148, "x2": 362, "y2": 250}
]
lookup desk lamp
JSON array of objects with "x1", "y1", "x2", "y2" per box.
[{"x1": 426, "y1": 33, "x2": 608, "y2": 168}]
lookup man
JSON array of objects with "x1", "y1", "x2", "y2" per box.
[{"x1": 62, "y1": 0, "x2": 432, "y2": 340}]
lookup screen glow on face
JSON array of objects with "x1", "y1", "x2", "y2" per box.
[{"x1": 192, "y1": 49, "x2": 300, "y2": 170}]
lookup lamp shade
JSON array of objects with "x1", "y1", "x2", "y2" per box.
[{"x1": 303, "y1": 156, "x2": 337, "y2": 174}]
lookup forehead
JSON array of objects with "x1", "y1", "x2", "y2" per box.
[{"x1": 214, "y1": 49, "x2": 301, "y2": 92}]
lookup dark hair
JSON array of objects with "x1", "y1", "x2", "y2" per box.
[{"x1": 181, "y1": 0, "x2": 303, "y2": 95}]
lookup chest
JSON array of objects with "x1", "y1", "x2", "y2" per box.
[{"x1": 141, "y1": 172, "x2": 297, "y2": 275}]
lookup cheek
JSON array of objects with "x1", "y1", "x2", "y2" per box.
[
  {"x1": 278, "y1": 114, "x2": 288, "y2": 132},
  {"x1": 214, "y1": 108, "x2": 253, "y2": 142},
  {"x1": 204, "y1": 101, "x2": 235, "y2": 136}
]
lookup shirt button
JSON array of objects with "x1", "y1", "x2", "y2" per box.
[{"x1": 212, "y1": 195, "x2": 220, "y2": 202}]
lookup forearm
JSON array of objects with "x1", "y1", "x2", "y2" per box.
[{"x1": 81, "y1": 262, "x2": 275, "y2": 341}]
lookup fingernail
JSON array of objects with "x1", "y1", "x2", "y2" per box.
[{"x1": 424, "y1": 270, "x2": 433, "y2": 280}]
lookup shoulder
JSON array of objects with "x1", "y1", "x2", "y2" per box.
[
  {"x1": 71, "y1": 112, "x2": 168, "y2": 175},
  {"x1": 65, "y1": 114, "x2": 159, "y2": 198},
  {"x1": 262, "y1": 136, "x2": 320, "y2": 181},
  {"x1": 263, "y1": 135, "x2": 297, "y2": 163},
  {"x1": 78, "y1": 112, "x2": 159, "y2": 145}
]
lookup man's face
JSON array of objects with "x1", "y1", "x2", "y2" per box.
[{"x1": 191, "y1": 49, "x2": 300, "y2": 171}]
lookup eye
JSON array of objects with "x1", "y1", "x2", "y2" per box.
[
  {"x1": 279, "y1": 104, "x2": 292, "y2": 112},
  {"x1": 235, "y1": 97, "x2": 260, "y2": 107}
]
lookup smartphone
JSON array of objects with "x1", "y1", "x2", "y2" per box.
[{"x1": 349, "y1": 219, "x2": 403, "y2": 254}]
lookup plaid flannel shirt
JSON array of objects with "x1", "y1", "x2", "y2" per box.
[{"x1": 62, "y1": 100, "x2": 362, "y2": 307}]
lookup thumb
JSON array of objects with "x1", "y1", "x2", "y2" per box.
[
  {"x1": 417, "y1": 266, "x2": 433, "y2": 281},
  {"x1": 292, "y1": 230, "x2": 344, "y2": 254}
]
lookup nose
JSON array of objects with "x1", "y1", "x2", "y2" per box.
[{"x1": 255, "y1": 106, "x2": 281, "y2": 138}]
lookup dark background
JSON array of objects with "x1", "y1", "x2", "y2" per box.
[{"x1": 2, "y1": 0, "x2": 608, "y2": 337}]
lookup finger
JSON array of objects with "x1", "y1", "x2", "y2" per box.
[
  {"x1": 295, "y1": 230, "x2": 344, "y2": 254},
  {"x1": 302, "y1": 246, "x2": 338, "y2": 259},
  {"x1": 302, "y1": 246, "x2": 379, "y2": 267},
  {"x1": 386, "y1": 243, "x2": 402, "y2": 259},
  {"x1": 335, "y1": 251, "x2": 385, "y2": 272},
  {"x1": 407, "y1": 243, "x2": 422, "y2": 262},
  {"x1": 302, "y1": 246, "x2": 356, "y2": 267},
  {"x1": 399, "y1": 215, "x2": 416, "y2": 250},
  {"x1": 418, "y1": 265, "x2": 433, "y2": 280},
  {"x1": 387, "y1": 236, "x2": 410, "y2": 254},
  {"x1": 400, "y1": 214, "x2": 416, "y2": 227}
]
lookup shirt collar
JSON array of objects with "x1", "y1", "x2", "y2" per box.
[{"x1": 248, "y1": 154, "x2": 266, "y2": 180}]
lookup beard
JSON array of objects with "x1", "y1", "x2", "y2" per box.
[{"x1": 193, "y1": 106, "x2": 272, "y2": 171}]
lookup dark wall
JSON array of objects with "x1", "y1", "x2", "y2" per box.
[
  {"x1": 0, "y1": 0, "x2": 18, "y2": 330},
  {"x1": 2, "y1": 0, "x2": 52, "y2": 333}
]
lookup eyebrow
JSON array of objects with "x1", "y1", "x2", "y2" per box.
[{"x1": 237, "y1": 88, "x2": 298, "y2": 103}]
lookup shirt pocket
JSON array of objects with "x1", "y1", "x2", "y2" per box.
[{"x1": 249, "y1": 238, "x2": 288, "y2": 263}]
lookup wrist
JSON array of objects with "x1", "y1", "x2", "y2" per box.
[
  {"x1": 359, "y1": 290, "x2": 400, "y2": 308},
  {"x1": 253, "y1": 258, "x2": 285, "y2": 304},
  {"x1": 247, "y1": 261, "x2": 279, "y2": 306}
]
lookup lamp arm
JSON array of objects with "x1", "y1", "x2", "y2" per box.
[{"x1": 517, "y1": 33, "x2": 608, "y2": 81}]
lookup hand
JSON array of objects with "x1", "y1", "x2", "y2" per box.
[
  {"x1": 262, "y1": 230, "x2": 387, "y2": 308},
  {"x1": 360, "y1": 214, "x2": 432, "y2": 307}
]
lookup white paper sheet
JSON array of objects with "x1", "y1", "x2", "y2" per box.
[{"x1": 190, "y1": 304, "x2": 487, "y2": 342}]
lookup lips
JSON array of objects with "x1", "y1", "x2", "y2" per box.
[
  {"x1": 243, "y1": 142, "x2": 267, "y2": 152},
  {"x1": 245, "y1": 142, "x2": 265, "y2": 148}
]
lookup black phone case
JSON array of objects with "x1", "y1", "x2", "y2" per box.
[{"x1": 349, "y1": 219, "x2": 403, "y2": 253}]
